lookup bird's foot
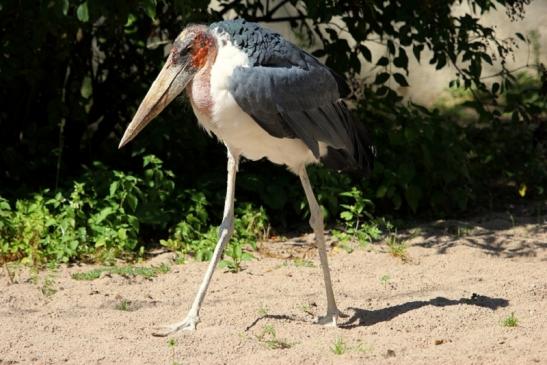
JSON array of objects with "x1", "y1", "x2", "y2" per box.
[
  {"x1": 315, "y1": 310, "x2": 340, "y2": 327},
  {"x1": 152, "y1": 314, "x2": 199, "y2": 336},
  {"x1": 315, "y1": 309, "x2": 347, "y2": 327}
]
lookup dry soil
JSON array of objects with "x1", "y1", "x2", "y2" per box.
[{"x1": 1, "y1": 210, "x2": 546, "y2": 365}]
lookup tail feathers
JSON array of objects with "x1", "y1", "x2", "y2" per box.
[{"x1": 320, "y1": 108, "x2": 375, "y2": 175}]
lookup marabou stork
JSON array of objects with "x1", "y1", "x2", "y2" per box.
[{"x1": 119, "y1": 19, "x2": 374, "y2": 336}]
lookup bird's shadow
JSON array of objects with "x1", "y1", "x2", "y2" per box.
[
  {"x1": 245, "y1": 314, "x2": 299, "y2": 331},
  {"x1": 340, "y1": 293, "x2": 509, "y2": 329},
  {"x1": 245, "y1": 294, "x2": 508, "y2": 330}
]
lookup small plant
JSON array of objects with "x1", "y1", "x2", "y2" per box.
[
  {"x1": 2, "y1": 262, "x2": 15, "y2": 284},
  {"x1": 40, "y1": 275, "x2": 57, "y2": 297},
  {"x1": 162, "y1": 201, "x2": 268, "y2": 266},
  {"x1": 330, "y1": 337, "x2": 347, "y2": 355},
  {"x1": 167, "y1": 338, "x2": 180, "y2": 365},
  {"x1": 257, "y1": 304, "x2": 269, "y2": 317},
  {"x1": 447, "y1": 223, "x2": 473, "y2": 237},
  {"x1": 380, "y1": 274, "x2": 391, "y2": 289},
  {"x1": 115, "y1": 299, "x2": 132, "y2": 311},
  {"x1": 256, "y1": 324, "x2": 293, "y2": 350},
  {"x1": 298, "y1": 302, "x2": 315, "y2": 317},
  {"x1": 355, "y1": 340, "x2": 373, "y2": 353},
  {"x1": 502, "y1": 312, "x2": 519, "y2": 327},
  {"x1": 386, "y1": 235, "x2": 408, "y2": 261},
  {"x1": 456, "y1": 225, "x2": 473, "y2": 237},
  {"x1": 72, "y1": 263, "x2": 170, "y2": 281},
  {"x1": 292, "y1": 258, "x2": 315, "y2": 267},
  {"x1": 219, "y1": 240, "x2": 254, "y2": 273},
  {"x1": 337, "y1": 187, "x2": 381, "y2": 246}
]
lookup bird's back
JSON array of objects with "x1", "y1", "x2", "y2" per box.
[{"x1": 208, "y1": 19, "x2": 375, "y2": 174}]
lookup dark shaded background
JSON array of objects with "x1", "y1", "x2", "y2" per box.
[{"x1": 1, "y1": 0, "x2": 545, "y2": 225}]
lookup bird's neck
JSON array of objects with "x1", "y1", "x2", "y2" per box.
[{"x1": 187, "y1": 40, "x2": 218, "y2": 121}]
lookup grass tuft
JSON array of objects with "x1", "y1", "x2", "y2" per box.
[
  {"x1": 256, "y1": 325, "x2": 293, "y2": 349},
  {"x1": 330, "y1": 337, "x2": 347, "y2": 355},
  {"x1": 502, "y1": 312, "x2": 519, "y2": 327},
  {"x1": 386, "y1": 235, "x2": 408, "y2": 261},
  {"x1": 71, "y1": 263, "x2": 170, "y2": 281}
]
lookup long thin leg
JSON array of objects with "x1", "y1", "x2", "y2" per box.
[
  {"x1": 299, "y1": 167, "x2": 340, "y2": 326},
  {"x1": 153, "y1": 148, "x2": 239, "y2": 336}
]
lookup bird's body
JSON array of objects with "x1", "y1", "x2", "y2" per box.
[
  {"x1": 186, "y1": 28, "x2": 321, "y2": 170},
  {"x1": 178, "y1": 19, "x2": 374, "y2": 173},
  {"x1": 119, "y1": 19, "x2": 374, "y2": 335}
]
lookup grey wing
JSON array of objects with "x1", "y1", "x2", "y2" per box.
[{"x1": 228, "y1": 64, "x2": 355, "y2": 159}]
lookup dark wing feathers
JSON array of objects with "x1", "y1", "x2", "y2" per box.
[{"x1": 212, "y1": 19, "x2": 374, "y2": 173}]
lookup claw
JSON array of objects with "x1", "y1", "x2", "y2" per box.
[
  {"x1": 315, "y1": 309, "x2": 346, "y2": 327},
  {"x1": 315, "y1": 313, "x2": 338, "y2": 327},
  {"x1": 151, "y1": 315, "x2": 199, "y2": 336}
]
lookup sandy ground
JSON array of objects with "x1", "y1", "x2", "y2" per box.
[{"x1": 1, "y1": 210, "x2": 546, "y2": 365}]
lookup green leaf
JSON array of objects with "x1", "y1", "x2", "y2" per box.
[
  {"x1": 404, "y1": 185, "x2": 422, "y2": 213},
  {"x1": 435, "y1": 54, "x2": 447, "y2": 70},
  {"x1": 126, "y1": 194, "x2": 138, "y2": 212},
  {"x1": 511, "y1": 110, "x2": 520, "y2": 123},
  {"x1": 481, "y1": 53, "x2": 493, "y2": 65},
  {"x1": 374, "y1": 72, "x2": 390, "y2": 84},
  {"x1": 109, "y1": 181, "x2": 119, "y2": 197},
  {"x1": 376, "y1": 185, "x2": 388, "y2": 198},
  {"x1": 387, "y1": 40, "x2": 395, "y2": 54},
  {"x1": 491, "y1": 82, "x2": 500, "y2": 94},
  {"x1": 80, "y1": 76, "x2": 93, "y2": 99},
  {"x1": 393, "y1": 48, "x2": 408, "y2": 70},
  {"x1": 518, "y1": 183, "x2": 527, "y2": 197},
  {"x1": 393, "y1": 73, "x2": 409, "y2": 87},
  {"x1": 340, "y1": 211, "x2": 353, "y2": 221},
  {"x1": 94, "y1": 207, "x2": 113, "y2": 224},
  {"x1": 61, "y1": 0, "x2": 69, "y2": 15},
  {"x1": 375, "y1": 86, "x2": 389, "y2": 96},
  {"x1": 312, "y1": 49, "x2": 326, "y2": 58},
  {"x1": 360, "y1": 45, "x2": 372, "y2": 62},
  {"x1": 141, "y1": 0, "x2": 157, "y2": 20},
  {"x1": 76, "y1": 2, "x2": 89, "y2": 22},
  {"x1": 412, "y1": 44, "x2": 423, "y2": 62},
  {"x1": 376, "y1": 56, "x2": 389, "y2": 66}
]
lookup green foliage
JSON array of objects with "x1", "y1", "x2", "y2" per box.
[
  {"x1": 255, "y1": 325, "x2": 293, "y2": 350},
  {"x1": 71, "y1": 263, "x2": 170, "y2": 280},
  {"x1": 220, "y1": 203, "x2": 268, "y2": 272},
  {"x1": 380, "y1": 274, "x2": 391, "y2": 289},
  {"x1": 385, "y1": 235, "x2": 409, "y2": 261},
  {"x1": 361, "y1": 64, "x2": 546, "y2": 214},
  {"x1": 0, "y1": 155, "x2": 188, "y2": 265},
  {"x1": 335, "y1": 187, "x2": 381, "y2": 245},
  {"x1": 330, "y1": 337, "x2": 347, "y2": 355},
  {"x1": 502, "y1": 312, "x2": 519, "y2": 327},
  {"x1": 162, "y1": 200, "x2": 268, "y2": 271},
  {"x1": 115, "y1": 299, "x2": 133, "y2": 311},
  {"x1": 219, "y1": 243, "x2": 254, "y2": 273},
  {"x1": 363, "y1": 95, "x2": 474, "y2": 213},
  {"x1": 1, "y1": 0, "x2": 545, "y2": 267}
]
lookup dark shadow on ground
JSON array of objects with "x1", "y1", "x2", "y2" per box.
[
  {"x1": 340, "y1": 293, "x2": 509, "y2": 329},
  {"x1": 245, "y1": 314, "x2": 300, "y2": 331},
  {"x1": 399, "y1": 207, "x2": 547, "y2": 259}
]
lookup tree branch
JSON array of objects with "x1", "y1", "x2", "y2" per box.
[{"x1": 266, "y1": 0, "x2": 291, "y2": 18}]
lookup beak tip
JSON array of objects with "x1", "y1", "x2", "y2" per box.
[{"x1": 118, "y1": 132, "x2": 131, "y2": 149}]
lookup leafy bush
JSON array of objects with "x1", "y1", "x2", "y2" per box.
[
  {"x1": 161, "y1": 200, "x2": 269, "y2": 268},
  {"x1": 1, "y1": 0, "x2": 545, "y2": 267},
  {"x1": 1, "y1": 155, "x2": 196, "y2": 265}
]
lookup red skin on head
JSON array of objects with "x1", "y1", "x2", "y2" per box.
[{"x1": 191, "y1": 32, "x2": 214, "y2": 69}]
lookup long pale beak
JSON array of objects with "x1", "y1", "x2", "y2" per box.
[{"x1": 118, "y1": 58, "x2": 192, "y2": 148}]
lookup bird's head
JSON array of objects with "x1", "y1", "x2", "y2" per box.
[{"x1": 119, "y1": 24, "x2": 214, "y2": 148}]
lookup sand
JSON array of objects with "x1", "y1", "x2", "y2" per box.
[{"x1": 1, "y1": 211, "x2": 546, "y2": 364}]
